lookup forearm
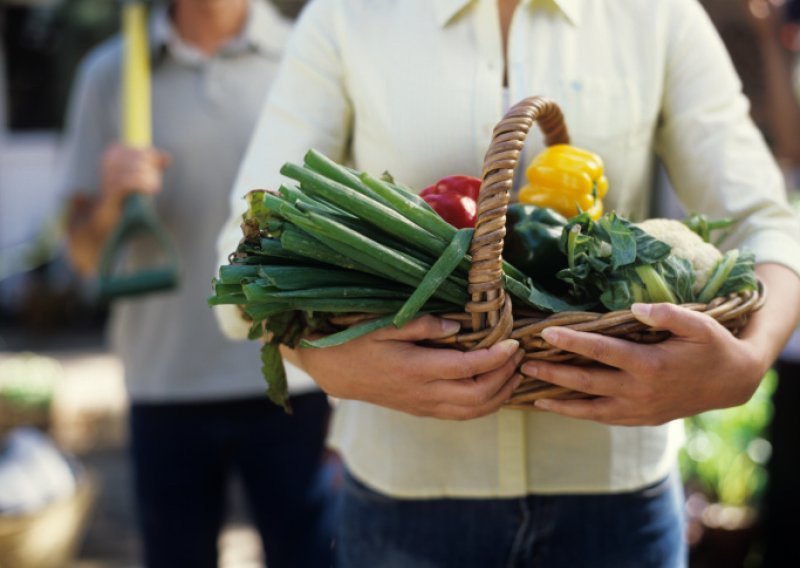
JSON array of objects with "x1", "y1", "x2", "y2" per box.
[
  {"x1": 740, "y1": 263, "x2": 800, "y2": 373},
  {"x1": 66, "y1": 192, "x2": 125, "y2": 277}
]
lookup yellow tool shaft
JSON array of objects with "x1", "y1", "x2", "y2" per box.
[{"x1": 122, "y1": 3, "x2": 151, "y2": 148}]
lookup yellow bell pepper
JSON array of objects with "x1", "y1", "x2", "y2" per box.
[{"x1": 518, "y1": 144, "x2": 608, "y2": 220}]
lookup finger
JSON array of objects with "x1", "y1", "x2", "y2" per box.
[
  {"x1": 417, "y1": 339, "x2": 520, "y2": 381},
  {"x1": 374, "y1": 314, "x2": 460, "y2": 342},
  {"x1": 539, "y1": 327, "x2": 639, "y2": 370},
  {"x1": 533, "y1": 396, "x2": 620, "y2": 423},
  {"x1": 154, "y1": 149, "x2": 172, "y2": 168},
  {"x1": 631, "y1": 303, "x2": 720, "y2": 340},
  {"x1": 430, "y1": 349, "x2": 524, "y2": 405},
  {"x1": 435, "y1": 373, "x2": 523, "y2": 421},
  {"x1": 521, "y1": 360, "x2": 629, "y2": 397}
]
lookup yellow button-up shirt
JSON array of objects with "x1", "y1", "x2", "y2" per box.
[{"x1": 215, "y1": 0, "x2": 800, "y2": 496}]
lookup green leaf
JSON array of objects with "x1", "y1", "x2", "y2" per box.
[
  {"x1": 218, "y1": 264, "x2": 260, "y2": 284},
  {"x1": 260, "y1": 343, "x2": 291, "y2": 413},
  {"x1": 248, "y1": 320, "x2": 264, "y2": 340},
  {"x1": 597, "y1": 214, "x2": 637, "y2": 268},
  {"x1": 259, "y1": 266, "x2": 394, "y2": 291},
  {"x1": 697, "y1": 250, "x2": 740, "y2": 302},
  {"x1": 503, "y1": 275, "x2": 594, "y2": 312},
  {"x1": 394, "y1": 228, "x2": 472, "y2": 327},
  {"x1": 599, "y1": 275, "x2": 635, "y2": 311},
  {"x1": 683, "y1": 213, "x2": 735, "y2": 243},
  {"x1": 634, "y1": 265, "x2": 677, "y2": 304},
  {"x1": 661, "y1": 256, "x2": 695, "y2": 303},
  {"x1": 629, "y1": 225, "x2": 671, "y2": 264},
  {"x1": 300, "y1": 314, "x2": 397, "y2": 348},
  {"x1": 716, "y1": 250, "x2": 758, "y2": 298},
  {"x1": 264, "y1": 311, "x2": 300, "y2": 342}
]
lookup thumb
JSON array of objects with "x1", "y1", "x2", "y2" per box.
[
  {"x1": 631, "y1": 302, "x2": 718, "y2": 339},
  {"x1": 374, "y1": 314, "x2": 461, "y2": 342}
]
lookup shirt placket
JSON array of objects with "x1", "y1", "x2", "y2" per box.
[
  {"x1": 203, "y1": 58, "x2": 221, "y2": 106},
  {"x1": 473, "y1": 0, "x2": 529, "y2": 497},
  {"x1": 473, "y1": 0, "x2": 504, "y2": 168}
]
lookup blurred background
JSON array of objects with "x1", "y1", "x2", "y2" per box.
[{"x1": 1, "y1": 0, "x2": 799, "y2": 566}]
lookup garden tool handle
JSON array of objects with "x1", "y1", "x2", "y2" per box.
[{"x1": 97, "y1": 1, "x2": 179, "y2": 299}]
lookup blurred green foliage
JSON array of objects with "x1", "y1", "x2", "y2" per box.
[
  {"x1": 679, "y1": 370, "x2": 777, "y2": 508},
  {"x1": 0, "y1": 352, "x2": 60, "y2": 408}
]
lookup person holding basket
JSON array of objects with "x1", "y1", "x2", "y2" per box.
[{"x1": 216, "y1": 0, "x2": 800, "y2": 566}]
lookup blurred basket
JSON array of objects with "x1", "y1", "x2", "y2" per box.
[
  {"x1": 0, "y1": 470, "x2": 98, "y2": 568},
  {"x1": 427, "y1": 96, "x2": 764, "y2": 408}
]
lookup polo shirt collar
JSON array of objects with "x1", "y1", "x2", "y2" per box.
[
  {"x1": 434, "y1": 0, "x2": 580, "y2": 28},
  {"x1": 149, "y1": 0, "x2": 288, "y2": 63}
]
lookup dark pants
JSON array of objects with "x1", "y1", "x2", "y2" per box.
[
  {"x1": 129, "y1": 392, "x2": 336, "y2": 568},
  {"x1": 763, "y1": 357, "x2": 800, "y2": 567},
  {"x1": 336, "y1": 468, "x2": 686, "y2": 568}
]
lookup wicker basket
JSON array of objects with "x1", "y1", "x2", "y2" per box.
[{"x1": 424, "y1": 96, "x2": 764, "y2": 408}]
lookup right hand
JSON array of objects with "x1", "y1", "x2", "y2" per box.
[
  {"x1": 295, "y1": 315, "x2": 524, "y2": 420},
  {"x1": 100, "y1": 142, "x2": 171, "y2": 202}
]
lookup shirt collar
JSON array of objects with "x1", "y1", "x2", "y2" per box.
[
  {"x1": 434, "y1": 0, "x2": 580, "y2": 28},
  {"x1": 149, "y1": 0, "x2": 289, "y2": 63}
]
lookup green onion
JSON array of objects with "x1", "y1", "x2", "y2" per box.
[{"x1": 394, "y1": 229, "x2": 472, "y2": 327}]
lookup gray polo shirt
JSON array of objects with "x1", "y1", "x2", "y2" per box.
[{"x1": 60, "y1": 0, "x2": 317, "y2": 401}]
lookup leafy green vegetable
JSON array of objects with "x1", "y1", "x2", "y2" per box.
[
  {"x1": 260, "y1": 342, "x2": 291, "y2": 413},
  {"x1": 698, "y1": 250, "x2": 758, "y2": 302},
  {"x1": 556, "y1": 210, "x2": 757, "y2": 311}
]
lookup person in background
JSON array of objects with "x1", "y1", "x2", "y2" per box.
[
  {"x1": 215, "y1": 0, "x2": 800, "y2": 566},
  {"x1": 745, "y1": 0, "x2": 800, "y2": 180},
  {"x1": 60, "y1": 1, "x2": 335, "y2": 567}
]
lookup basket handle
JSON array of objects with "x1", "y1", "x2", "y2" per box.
[{"x1": 466, "y1": 96, "x2": 570, "y2": 346}]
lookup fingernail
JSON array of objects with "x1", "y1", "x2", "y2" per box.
[
  {"x1": 534, "y1": 399, "x2": 552, "y2": 411},
  {"x1": 522, "y1": 362, "x2": 538, "y2": 376},
  {"x1": 631, "y1": 303, "x2": 656, "y2": 325},
  {"x1": 541, "y1": 327, "x2": 560, "y2": 343},
  {"x1": 441, "y1": 319, "x2": 461, "y2": 334},
  {"x1": 496, "y1": 339, "x2": 520, "y2": 354}
]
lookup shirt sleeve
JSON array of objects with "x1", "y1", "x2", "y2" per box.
[
  {"x1": 214, "y1": 0, "x2": 353, "y2": 339},
  {"x1": 57, "y1": 50, "x2": 115, "y2": 200},
  {"x1": 655, "y1": 0, "x2": 800, "y2": 277}
]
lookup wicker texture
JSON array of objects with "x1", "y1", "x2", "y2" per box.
[{"x1": 451, "y1": 96, "x2": 764, "y2": 407}]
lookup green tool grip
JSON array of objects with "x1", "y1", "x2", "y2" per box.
[{"x1": 97, "y1": 193, "x2": 179, "y2": 299}]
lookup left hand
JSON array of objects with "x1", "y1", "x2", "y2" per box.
[{"x1": 521, "y1": 302, "x2": 769, "y2": 426}]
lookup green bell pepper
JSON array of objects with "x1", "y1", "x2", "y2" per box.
[{"x1": 503, "y1": 204, "x2": 569, "y2": 293}]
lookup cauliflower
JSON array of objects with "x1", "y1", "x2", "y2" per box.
[{"x1": 635, "y1": 218, "x2": 722, "y2": 293}]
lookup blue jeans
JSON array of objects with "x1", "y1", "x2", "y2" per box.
[
  {"x1": 335, "y1": 469, "x2": 686, "y2": 568},
  {"x1": 129, "y1": 392, "x2": 336, "y2": 568}
]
